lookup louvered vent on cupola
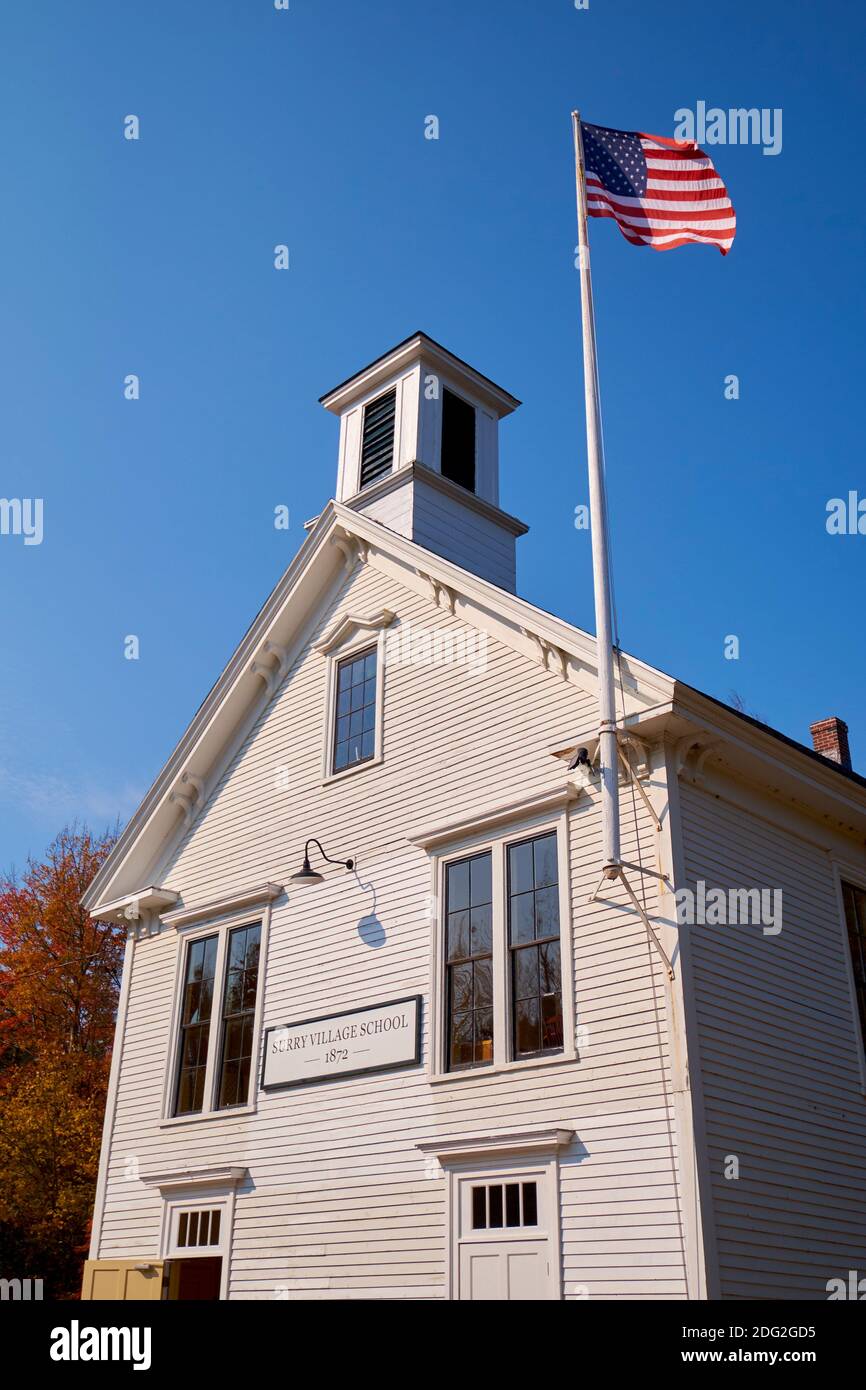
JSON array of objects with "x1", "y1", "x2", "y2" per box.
[{"x1": 359, "y1": 387, "x2": 397, "y2": 488}]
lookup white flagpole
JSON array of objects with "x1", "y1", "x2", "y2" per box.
[{"x1": 572, "y1": 110, "x2": 621, "y2": 877}]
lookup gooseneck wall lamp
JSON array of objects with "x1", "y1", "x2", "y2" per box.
[{"x1": 290, "y1": 839, "x2": 355, "y2": 887}]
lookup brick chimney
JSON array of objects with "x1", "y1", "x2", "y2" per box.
[{"x1": 809, "y1": 716, "x2": 852, "y2": 772}]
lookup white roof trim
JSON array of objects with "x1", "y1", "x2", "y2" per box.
[{"x1": 90, "y1": 886, "x2": 179, "y2": 923}]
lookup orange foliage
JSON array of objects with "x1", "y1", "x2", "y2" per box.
[{"x1": 0, "y1": 825, "x2": 120, "y2": 1296}]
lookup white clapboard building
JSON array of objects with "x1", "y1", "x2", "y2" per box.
[{"x1": 81, "y1": 334, "x2": 866, "y2": 1301}]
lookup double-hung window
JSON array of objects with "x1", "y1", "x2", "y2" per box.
[
  {"x1": 173, "y1": 920, "x2": 263, "y2": 1117},
  {"x1": 440, "y1": 824, "x2": 571, "y2": 1074},
  {"x1": 332, "y1": 645, "x2": 378, "y2": 773}
]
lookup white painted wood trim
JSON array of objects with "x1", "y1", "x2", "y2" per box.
[
  {"x1": 417, "y1": 1127, "x2": 574, "y2": 1161},
  {"x1": 89, "y1": 886, "x2": 179, "y2": 923},
  {"x1": 312, "y1": 607, "x2": 396, "y2": 654},
  {"x1": 161, "y1": 883, "x2": 282, "y2": 930},
  {"x1": 143, "y1": 1165, "x2": 247, "y2": 1193},
  {"x1": 409, "y1": 783, "x2": 581, "y2": 851},
  {"x1": 88, "y1": 928, "x2": 136, "y2": 1259}
]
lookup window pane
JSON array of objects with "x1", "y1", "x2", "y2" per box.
[
  {"x1": 450, "y1": 961, "x2": 473, "y2": 1012},
  {"x1": 522, "y1": 1182, "x2": 538, "y2": 1226},
  {"x1": 449, "y1": 1011, "x2": 473, "y2": 1068},
  {"x1": 474, "y1": 1010, "x2": 494, "y2": 1063},
  {"x1": 510, "y1": 892, "x2": 534, "y2": 945},
  {"x1": 513, "y1": 945, "x2": 538, "y2": 1001},
  {"x1": 473, "y1": 958, "x2": 493, "y2": 1010},
  {"x1": 539, "y1": 940, "x2": 561, "y2": 997},
  {"x1": 535, "y1": 886, "x2": 560, "y2": 939},
  {"x1": 505, "y1": 1183, "x2": 521, "y2": 1227},
  {"x1": 488, "y1": 1185, "x2": 503, "y2": 1228},
  {"x1": 472, "y1": 1187, "x2": 487, "y2": 1230},
  {"x1": 446, "y1": 910, "x2": 470, "y2": 962},
  {"x1": 210, "y1": 1209, "x2": 221, "y2": 1246},
  {"x1": 470, "y1": 903, "x2": 492, "y2": 956},
  {"x1": 447, "y1": 859, "x2": 470, "y2": 911},
  {"x1": 541, "y1": 991, "x2": 564, "y2": 1051},
  {"x1": 178, "y1": 1212, "x2": 189, "y2": 1247},
  {"x1": 515, "y1": 998, "x2": 540, "y2": 1056},
  {"x1": 508, "y1": 841, "x2": 534, "y2": 896},
  {"x1": 470, "y1": 854, "x2": 492, "y2": 907},
  {"x1": 533, "y1": 833, "x2": 558, "y2": 889}
]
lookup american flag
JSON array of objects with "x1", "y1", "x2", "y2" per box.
[{"x1": 581, "y1": 122, "x2": 736, "y2": 255}]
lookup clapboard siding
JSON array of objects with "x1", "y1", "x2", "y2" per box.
[
  {"x1": 680, "y1": 779, "x2": 866, "y2": 1300},
  {"x1": 97, "y1": 558, "x2": 688, "y2": 1298},
  {"x1": 411, "y1": 479, "x2": 517, "y2": 591}
]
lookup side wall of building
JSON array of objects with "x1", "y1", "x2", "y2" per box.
[{"x1": 679, "y1": 770, "x2": 866, "y2": 1299}]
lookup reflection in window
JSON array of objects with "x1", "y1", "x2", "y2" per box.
[
  {"x1": 508, "y1": 832, "x2": 563, "y2": 1059},
  {"x1": 445, "y1": 851, "x2": 493, "y2": 1070}
]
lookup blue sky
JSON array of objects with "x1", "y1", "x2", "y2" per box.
[{"x1": 1, "y1": 0, "x2": 864, "y2": 871}]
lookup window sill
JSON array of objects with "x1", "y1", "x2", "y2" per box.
[
  {"x1": 159, "y1": 1104, "x2": 257, "y2": 1129},
  {"x1": 322, "y1": 753, "x2": 383, "y2": 787},
  {"x1": 428, "y1": 1050, "x2": 578, "y2": 1086}
]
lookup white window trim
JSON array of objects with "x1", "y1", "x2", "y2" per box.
[
  {"x1": 830, "y1": 858, "x2": 866, "y2": 1095},
  {"x1": 426, "y1": 803, "x2": 576, "y2": 1082},
  {"x1": 160, "y1": 901, "x2": 273, "y2": 1126},
  {"x1": 418, "y1": 1129, "x2": 571, "y2": 1302},
  {"x1": 321, "y1": 627, "x2": 388, "y2": 784}
]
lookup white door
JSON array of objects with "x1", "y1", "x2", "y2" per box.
[{"x1": 455, "y1": 1169, "x2": 556, "y2": 1300}]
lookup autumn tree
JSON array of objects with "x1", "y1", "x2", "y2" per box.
[{"x1": 0, "y1": 824, "x2": 120, "y2": 1297}]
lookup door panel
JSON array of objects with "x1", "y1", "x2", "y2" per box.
[
  {"x1": 459, "y1": 1242, "x2": 550, "y2": 1300},
  {"x1": 81, "y1": 1260, "x2": 164, "y2": 1301}
]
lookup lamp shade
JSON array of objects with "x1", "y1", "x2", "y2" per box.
[{"x1": 290, "y1": 858, "x2": 325, "y2": 886}]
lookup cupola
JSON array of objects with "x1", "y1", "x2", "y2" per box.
[{"x1": 320, "y1": 332, "x2": 528, "y2": 592}]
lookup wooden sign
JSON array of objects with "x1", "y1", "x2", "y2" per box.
[{"x1": 261, "y1": 996, "x2": 422, "y2": 1089}]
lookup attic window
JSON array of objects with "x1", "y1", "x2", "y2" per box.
[
  {"x1": 359, "y1": 388, "x2": 396, "y2": 489},
  {"x1": 441, "y1": 388, "x2": 476, "y2": 493},
  {"x1": 332, "y1": 645, "x2": 378, "y2": 773}
]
